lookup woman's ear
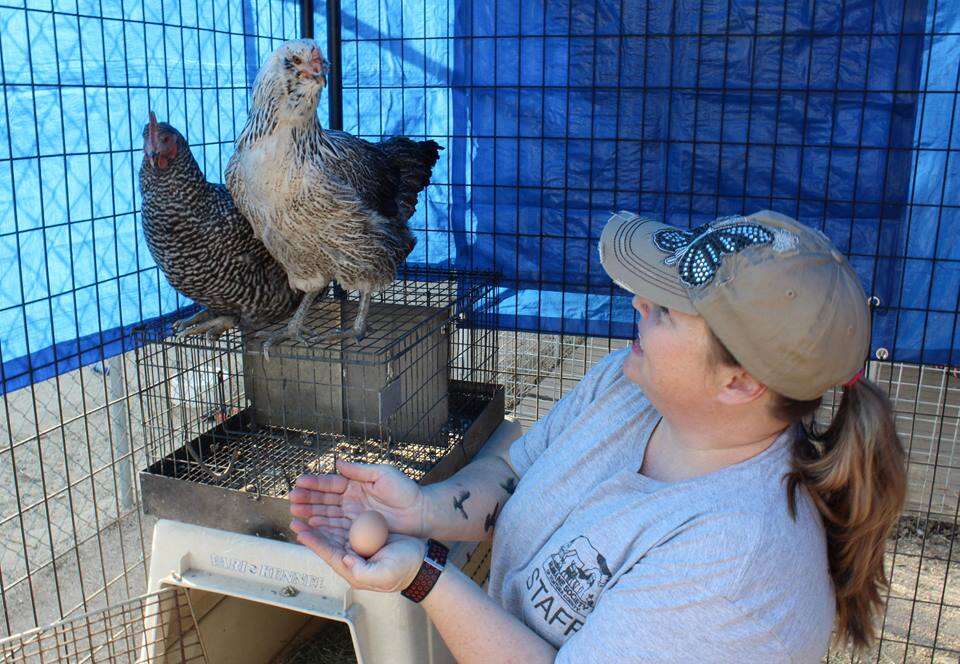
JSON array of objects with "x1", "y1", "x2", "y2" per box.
[{"x1": 716, "y1": 368, "x2": 767, "y2": 406}]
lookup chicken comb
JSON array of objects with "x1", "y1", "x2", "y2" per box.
[{"x1": 148, "y1": 110, "x2": 159, "y2": 148}]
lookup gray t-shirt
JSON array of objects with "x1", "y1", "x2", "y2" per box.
[{"x1": 488, "y1": 349, "x2": 835, "y2": 663}]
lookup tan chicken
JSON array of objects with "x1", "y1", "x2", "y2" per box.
[{"x1": 226, "y1": 39, "x2": 442, "y2": 355}]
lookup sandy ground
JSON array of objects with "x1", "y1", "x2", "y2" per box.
[{"x1": 823, "y1": 517, "x2": 959, "y2": 662}]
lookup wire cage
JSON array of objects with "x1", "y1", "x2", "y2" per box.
[
  {"x1": 0, "y1": 587, "x2": 204, "y2": 664},
  {"x1": 131, "y1": 269, "x2": 501, "y2": 535},
  {"x1": 0, "y1": 581, "x2": 364, "y2": 664}
]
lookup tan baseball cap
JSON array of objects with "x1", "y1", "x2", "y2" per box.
[{"x1": 599, "y1": 209, "x2": 870, "y2": 401}]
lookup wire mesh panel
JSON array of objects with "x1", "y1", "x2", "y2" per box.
[
  {"x1": 0, "y1": 0, "x2": 958, "y2": 659},
  {"x1": 335, "y1": 0, "x2": 949, "y2": 345},
  {"x1": 864, "y1": 364, "x2": 960, "y2": 663},
  {"x1": 0, "y1": 0, "x2": 301, "y2": 641},
  {"x1": 0, "y1": 586, "x2": 205, "y2": 663}
]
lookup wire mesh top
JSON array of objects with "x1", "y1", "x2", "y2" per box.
[{"x1": 134, "y1": 269, "x2": 498, "y2": 364}]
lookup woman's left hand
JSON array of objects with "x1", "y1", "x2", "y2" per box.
[{"x1": 290, "y1": 518, "x2": 425, "y2": 593}]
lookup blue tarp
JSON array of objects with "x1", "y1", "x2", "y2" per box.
[
  {"x1": 1, "y1": 0, "x2": 958, "y2": 395},
  {"x1": 339, "y1": 0, "x2": 957, "y2": 361}
]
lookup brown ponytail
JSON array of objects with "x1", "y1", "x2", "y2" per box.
[{"x1": 708, "y1": 332, "x2": 907, "y2": 650}]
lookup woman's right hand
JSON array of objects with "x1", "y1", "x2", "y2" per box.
[{"x1": 288, "y1": 461, "x2": 426, "y2": 545}]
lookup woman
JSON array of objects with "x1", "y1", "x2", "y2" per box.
[{"x1": 289, "y1": 209, "x2": 906, "y2": 662}]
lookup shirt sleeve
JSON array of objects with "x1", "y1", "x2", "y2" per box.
[
  {"x1": 508, "y1": 349, "x2": 629, "y2": 477},
  {"x1": 554, "y1": 516, "x2": 794, "y2": 664}
]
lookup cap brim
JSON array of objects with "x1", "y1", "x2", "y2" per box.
[{"x1": 599, "y1": 211, "x2": 697, "y2": 315}]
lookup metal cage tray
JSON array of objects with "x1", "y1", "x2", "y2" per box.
[{"x1": 140, "y1": 381, "x2": 504, "y2": 541}]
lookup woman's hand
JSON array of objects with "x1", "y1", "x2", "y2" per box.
[
  {"x1": 288, "y1": 461, "x2": 426, "y2": 547},
  {"x1": 290, "y1": 518, "x2": 425, "y2": 593}
]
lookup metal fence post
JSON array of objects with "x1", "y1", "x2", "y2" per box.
[
  {"x1": 325, "y1": 0, "x2": 343, "y2": 131},
  {"x1": 108, "y1": 354, "x2": 133, "y2": 511},
  {"x1": 300, "y1": 0, "x2": 313, "y2": 37}
]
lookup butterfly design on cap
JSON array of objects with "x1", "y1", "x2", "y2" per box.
[{"x1": 652, "y1": 216, "x2": 779, "y2": 288}]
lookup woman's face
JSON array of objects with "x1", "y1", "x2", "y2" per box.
[{"x1": 622, "y1": 295, "x2": 718, "y2": 414}]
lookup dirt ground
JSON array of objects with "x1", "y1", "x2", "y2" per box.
[{"x1": 825, "y1": 517, "x2": 959, "y2": 663}]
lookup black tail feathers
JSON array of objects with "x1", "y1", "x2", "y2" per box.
[{"x1": 379, "y1": 137, "x2": 444, "y2": 223}]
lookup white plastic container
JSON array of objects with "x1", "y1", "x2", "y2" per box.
[{"x1": 141, "y1": 519, "x2": 461, "y2": 664}]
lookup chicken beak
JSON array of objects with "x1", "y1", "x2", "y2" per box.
[
  {"x1": 298, "y1": 63, "x2": 326, "y2": 86},
  {"x1": 301, "y1": 50, "x2": 328, "y2": 86}
]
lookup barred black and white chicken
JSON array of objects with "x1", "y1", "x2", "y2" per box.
[
  {"x1": 225, "y1": 39, "x2": 442, "y2": 353},
  {"x1": 139, "y1": 113, "x2": 302, "y2": 340}
]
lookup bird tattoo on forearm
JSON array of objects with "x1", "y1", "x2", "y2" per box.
[{"x1": 453, "y1": 491, "x2": 471, "y2": 519}]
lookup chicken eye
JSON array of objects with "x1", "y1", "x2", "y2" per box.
[{"x1": 291, "y1": 55, "x2": 302, "y2": 65}]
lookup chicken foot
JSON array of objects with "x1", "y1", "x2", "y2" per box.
[
  {"x1": 172, "y1": 308, "x2": 215, "y2": 333},
  {"x1": 258, "y1": 286, "x2": 325, "y2": 360},
  {"x1": 317, "y1": 290, "x2": 372, "y2": 343},
  {"x1": 173, "y1": 309, "x2": 238, "y2": 341}
]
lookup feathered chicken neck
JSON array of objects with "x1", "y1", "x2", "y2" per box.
[
  {"x1": 140, "y1": 149, "x2": 204, "y2": 189},
  {"x1": 236, "y1": 68, "x2": 325, "y2": 151}
]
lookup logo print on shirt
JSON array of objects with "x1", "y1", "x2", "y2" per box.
[{"x1": 545, "y1": 536, "x2": 612, "y2": 614}]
